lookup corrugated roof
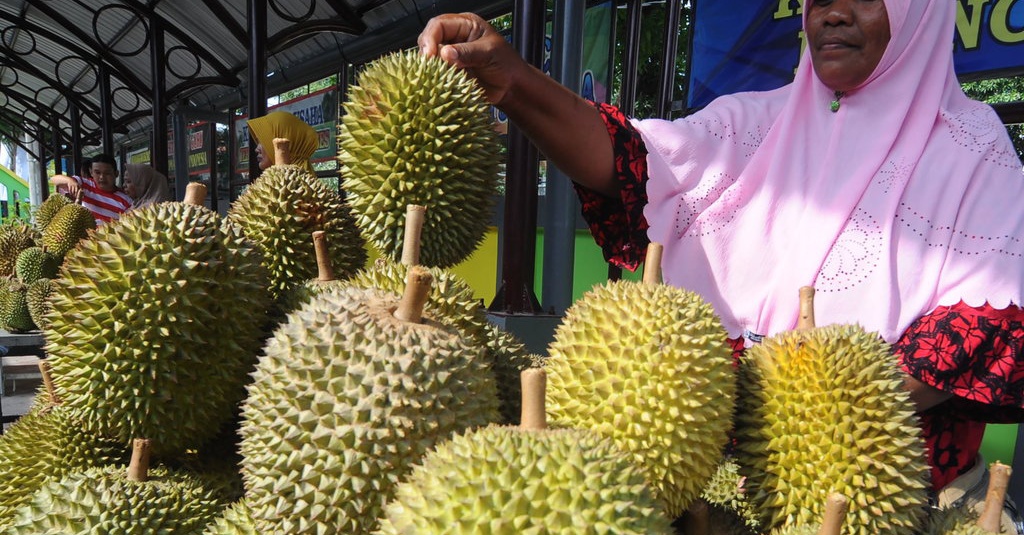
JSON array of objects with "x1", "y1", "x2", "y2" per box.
[{"x1": 0, "y1": 0, "x2": 512, "y2": 158}]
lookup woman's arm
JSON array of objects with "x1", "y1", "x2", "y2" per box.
[{"x1": 418, "y1": 13, "x2": 617, "y2": 197}]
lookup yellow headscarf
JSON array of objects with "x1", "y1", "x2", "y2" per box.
[{"x1": 247, "y1": 110, "x2": 319, "y2": 172}]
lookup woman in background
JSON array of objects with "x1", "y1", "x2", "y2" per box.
[{"x1": 123, "y1": 164, "x2": 173, "y2": 209}]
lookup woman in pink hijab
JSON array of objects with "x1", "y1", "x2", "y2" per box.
[
  {"x1": 123, "y1": 163, "x2": 173, "y2": 209},
  {"x1": 420, "y1": 0, "x2": 1024, "y2": 522}
]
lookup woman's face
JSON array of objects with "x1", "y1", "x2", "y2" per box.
[
  {"x1": 123, "y1": 171, "x2": 137, "y2": 199},
  {"x1": 255, "y1": 143, "x2": 271, "y2": 170},
  {"x1": 806, "y1": 0, "x2": 891, "y2": 93}
]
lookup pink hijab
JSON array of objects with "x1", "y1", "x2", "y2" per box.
[{"x1": 637, "y1": 0, "x2": 1024, "y2": 343}]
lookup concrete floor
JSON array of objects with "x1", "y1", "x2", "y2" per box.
[{"x1": 0, "y1": 355, "x2": 43, "y2": 433}]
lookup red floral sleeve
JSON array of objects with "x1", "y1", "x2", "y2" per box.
[{"x1": 572, "y1": 101, "x2": 651, "y2": 271}]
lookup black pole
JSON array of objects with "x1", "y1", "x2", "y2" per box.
[
  {"x1": 656, "y1": 0, "x2": 682, "y2": 119},
  {"x1": 150, "y1": 21, "x2": 169, "y2": 176},
  {"x1": 488, "y1": 0, "x2": 544, "y2": 314},
  {"x1": 619, "y1": 0, "x2": 642, "y2": 117},
  {"x1": 69, "y1": 103, "x2": 82, "y2": 174},
  {"x1": 99, "y1": 64, "x2": 115, "y2": 156},
  {"x1": 51, "y1": 115, "x2": 63, "y2": 176},
  {"x1": 247, "y1": 0, "x2": 268, "y2": 183}
]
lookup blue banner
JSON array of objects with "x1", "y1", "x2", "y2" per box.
[{"x1": 688, "y1": 0, "x2": 1024, "y2": 110}]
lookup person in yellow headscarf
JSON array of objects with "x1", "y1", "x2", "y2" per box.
[{"x1": 247, "y1": 110, "x2": 319, "y2": 173}]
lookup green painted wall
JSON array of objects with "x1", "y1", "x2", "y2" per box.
[{"x1": 0, "y1": 163, "x2": 31, "y2": 221}]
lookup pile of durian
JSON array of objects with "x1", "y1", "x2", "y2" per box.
[{"x1": 0, "y1": 49, "x2": 1010, "y2": 535}]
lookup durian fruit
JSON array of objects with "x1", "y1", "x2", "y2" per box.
[
  {"x1": 733, "y1": 287, "x2": 930, "y2": 535},
  {"x1": 0, "y1": 389, "x2": 127, "y2": 529},
  {"x1": 764, "y1": 493, "x2": 849, "y2": 535},
  {"x1": 6, "y1": 438, "x2": 228, "y2": 534},
  {"x1": 545, "y1": 243, "x2": 737, "y2": 517},
  {"x1": 228, "y1": 137, "x2": 366, "y2": 302},
  {"x1": 0, "y1": 222, "x2": 39, "y2": 277},
  {"x1": 32, "y1": 193, "x2": 71, "y2": 231},
  {"x1": 349, "y1": 205, "x2": 534, "y2": 424},
  {"x1": 40, "y1": 202, "x2": 95, "y2": 257},
  {"x1": 377, "y1": 369, "x2": 675, "y2": 534},
  {"x1": 202, "y1": 500, "x2": 257, "y2": 535},
  {"x1": 277, "y1": 229, "x2": 350, "y2": 312},
  {"x1": 698, "y1": 457, "x2": 760, "y2": 535},
  {"x1": 339, "y1": 49, "x2": 502, "y2": 268},
  {"x1": 14, "y1": 246, "x2": 59, "y2": 283},
  {"x1": 44, "y1": 186, "x2": 272, "y2": 455},
  {"x1": 238, "y1": 266, "x2": 500, "y2": 534},
  {"x1": 0, "y1": 278, "x2": 34, "y2": 332},
  {"x1": 25, "y1": 277, "x2": 53, "y2": 330}
]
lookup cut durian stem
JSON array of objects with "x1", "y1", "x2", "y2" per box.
[
  {"x1": 273, "y1": 137, "x2": 292, "y2": 166},
  {"x1": 183, "y1": 182, "x2": 207, "y2": 206},
  {"x1": 394, "y1": 265, "x2": 432, "y2": 323},
  {"x1": 401, "y1": 204, "x2": 426, "y2": 267},
  {"x1": 797, "y1": 286, "x2": 816, "y2": 330},
  {"x1": 818, "y1": 493, "x2": 849, "y2": 535},
  {"x1": 126, "y1": 438, "x2": 152, "y2": 482},
  {"x1": 37, "y1": 360, "x2": 60, "y2": 405},
  {"x1": 74, "y1": 189, "x2": 84, "y2": 205},
  {"x1": 978, "y1": 461, "x2": 1013, "y2": 533},
  {"x1": 679, "y1": 498, "x2": 710, "y2": 535},
  {"x1": 312, "y1": 231, "x2": 335, "y2": 282},
  {"x1": 519, "y1": 368, "x2": 547, "y2": 431},
  {"x1": 642, "y1": 242, "x2": 664, "y2": 285}
]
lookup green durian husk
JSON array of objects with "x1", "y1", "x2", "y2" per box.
[
  {"x1": 44, "y1": 202, "x2": 272, "y2": 456},
  {"x1": 339, "y1": 50, "x2": 502, "y2": 268},
  {"x1": 25, "y1": 277, "x2": 53, "y2": 331},
  {"x1": 377, "y1": 425, "x2": 675, "y2": 534},
  {"x1": 546, "y1": 279, "x2": 737, "y2": 518},
  {"x1": 32, "y1": 194, "x2": 71, "y2": 232},
  {"x1": 701, "y1": 457, "x2": 761, "y2": 534},
  {"x1": 15, "y1": 246, "x2": 59, "y2": 283},
  {"x1": 922, "y1": 504, "x2": 989, "y2": 535},
  {"x1": 238, "y1": 284, "x2": 501, "y2": 535},
  {"x1": 6, "y1": 464, "x2": 228, "y2": 534},
  {"x1": 0, "y1": 279, "x2": 34, "y2": 332},
  {"x1": 227, "y1": 163, "x2": 366, "y2": 304},
  {"x1": 0, "y1": 223, "x2": 39, "y2": 278},
  {"x1": 40, "y1": 203, "x2": 95, "y2": 257},
  {"x1": 202, "y1": 500, "x2": 257, "y2": 535},
  {"x1": 734, "y1": 324, "x2": 931, "y2": 535}
]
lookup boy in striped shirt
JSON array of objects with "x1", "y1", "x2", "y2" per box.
[{"x1": 50, "y1": 153, "x2": 133, "y2": 225}]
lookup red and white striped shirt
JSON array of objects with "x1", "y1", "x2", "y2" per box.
[{"x1": 72, "y1": 175, "x2": 133, "y2": 225}]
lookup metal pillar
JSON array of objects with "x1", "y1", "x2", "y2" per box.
[
  {"x1": 541, "y1": 0, "x2": 585, "y2": 316},
  {"x1": 69, "y1": 103, "x2": 82, "y2": 174},
  {"x1": 656, "y1": 0, "x2": 683, "y2": 119},
  {"x1": 247, "y1": 0, "x2": 268, "y2": 182},
  {"x1": 150, "y1": 21, "x2": 169, "y2": 176},
  {"x1": 51, "y1": 116, "x2": 63, "y2": 176},
  {"x1": 99, "y1": 65, "x2": 114, "y2": 156},
  {"x1": 171, "y1": 110, "x2": 189, "y2": 202}
]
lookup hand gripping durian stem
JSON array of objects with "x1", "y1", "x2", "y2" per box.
[
  {"x1": 401, "y1": 205, "x2": 427, "y2": 267},
  {"x1": 519, "y1": 368, "x2": 547, "y2": 430},
  {"x1": 312, "y1": 231, "x2": 335, "y2": 282},
  {"x1": 679, "y1": 498, "x2": 710, "y2": 535},
  {"x1": 818, "y1": 493, "x2": 849, "y2": 535},
  {"x1": 797, "y1": 286, "x2": 816, "y2": 330},
  {"x1": 127, "y1": 438, "x2": 152, "y2": 482},
  {"x1": 37, "y1": 360, "x2": 60, "y2": 405},
  {"x1": 394, "y1": 265, "x2": 432, "y2": 323},
  {"x1": 642, "y1": 242, "x2": 664, "y2": 285},
  {"x1": 978, "y1": 462, "x2": 1013, "y2": 533},
  {"x1": 183, "y1": 182, "x2": 208, "y2": 206},
  {"x1": 273, "y1": 137, "x2": 292, "y2": 166}
]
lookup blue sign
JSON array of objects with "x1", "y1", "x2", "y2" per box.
[{"x1": 688, "y1": 0, "x2": 1024, "y2": 110}]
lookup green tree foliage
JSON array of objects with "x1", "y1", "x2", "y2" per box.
[{"x1": 962, "y1": 77, "x2": 1024, "y2": 158}]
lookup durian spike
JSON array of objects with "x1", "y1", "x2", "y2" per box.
[
  {"x1": 38, "y1": 360, "x2": 60, "y2": 406},
  {"x1": 679, "y1": 498, "x2": 710, "y2": 535},
  {"x1": 797, "y1": 286, "x2": 816, "y2": 330},
  {"x1": 978, "y1": 462, "x2": 1013, "y2": 533},
  {"x1": 818, "y1": 493, "x2": 849, "y2": 535},
  {"x1": 401, "y1": 205, "x2": 427, "y2": 267},
  {"x1": 642, "y1": 243, "x2": 664, "y2": 285},
  {"x1": 126, "y1": 438, "x2": 152, "y2": 482},
  {"x1": 183, "y1": 182, "x2": 207, "y2": 206},
  {"x1": 272, "y1": 137, "x2": 292, "y2": 167},
  {"x1": 312, "y1": 231, "x2": 335, "y2": 282},
  {"x1": 394, "y1": 265, "x2": 432, "y2": 323},
  {"x1": 519, "y1": 368, "x2": 547, "y2": 431}
]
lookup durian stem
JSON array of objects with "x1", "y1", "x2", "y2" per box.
[
  {"x1": 978, "y1": 462, "x2": 1013, "y2": 533},
  {"x1": 679, "y1": 498, "x2": 710, "y2": 535},
  {"x1": 818, "y1": 493, "x2": 849, "y2": 535},
  {"x1": 797, "y1": 286, "x2": 816, "y2": 330},
  {"x1": 312, "y1": 231, "x2": 335, "y2": 282},
  {"x1": 273, "y1": 137, "x2": 292, "y2": 166},
  {"x1": 126, "y1": 438, "x2": 152, "y2": 482},
  {"x1": 74, "y1": 188, "x2": 84, "y2": 205},
  {"x1": 642, "y1": 242, "x2": 664, "y2": 285},
  {"x1": 183, "y1": 182, "x2": 207, "y2": 206},
  {"x1": 394, "y1": 265, "x2": 432, "y2": 323},
  {"x1": 519, "y1": 368, "x2": 547, "y2": 431},
  {"x1": 401, "y1": 205, "x2": 426, "y2": 267},
  {"x1": 37, "y1": 360, "x2": 60, "y2": 405}
]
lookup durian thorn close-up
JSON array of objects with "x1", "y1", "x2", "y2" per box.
[
  {"x1": 401, "y1": 204, "x2": 427, "y2": 267},
  {"x1": 519, "y1": 367, "x2": 547, "y2": 431},
  {"x1": 311, "y1": 230, "x2": 335, "y2": 282},
  {"x1": 126, "y1": 438, "x2": 152, "y2": 483},
  {"x1": 273, "y1": 137, "x2": 292, "y2": 166},
  {"x1": 394, "y1": 264, "x2": 432, "y2": 324}
]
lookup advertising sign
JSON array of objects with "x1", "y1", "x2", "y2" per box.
[{"x1": 235, "y1": 87, "x2": 339, "y2": 174}]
